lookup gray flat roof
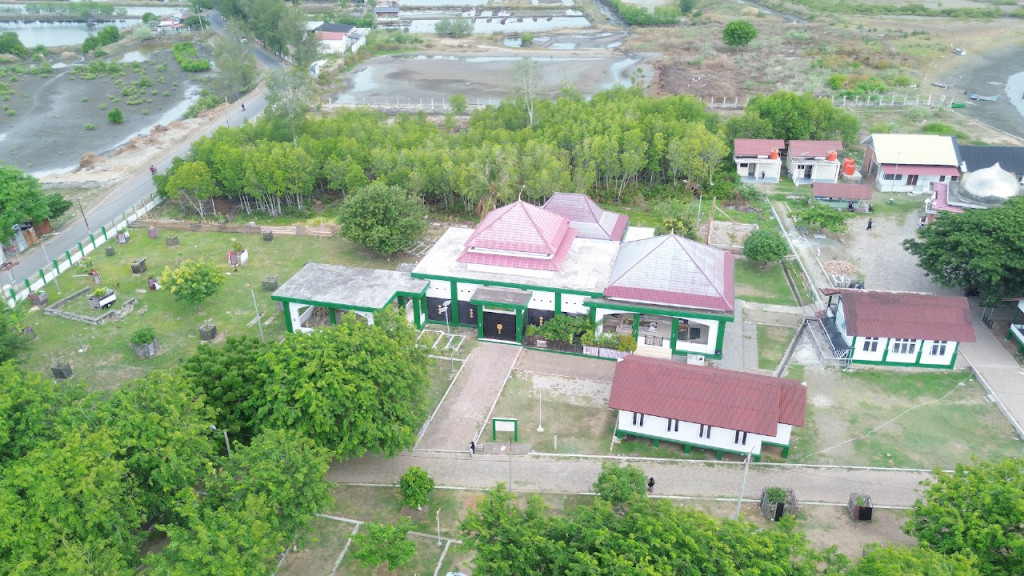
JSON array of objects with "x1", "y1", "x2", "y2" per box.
[
  {"x1": 471, "y1": 286, "x2": 532, "y2": 307},
  {"x1": 412, "y1": 227, "x2": 619, "y2": 294},
  {"x1": 272, "y1": 263, "x2": 427, "y2": 310}
]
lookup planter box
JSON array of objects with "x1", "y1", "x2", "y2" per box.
[
  {"x1": 130, "y1": 258, "x2": 147, "y2": 275},
  {"x1": 759, "y1": 487, "x2": 798, "y2": 521},
  {"x1": 199, "y1": 322, "x2": 217, "y2": 342},
  {"x1": 148, "y1": 227, "x2": 159, "y2": 239},
  {"x1": 132, "y1": 338, "x2": 159, "y2": 359},
  {"x1": 229, "y1": 249, "x2": 249, "y2": 267},
  {"x1": 29, "y1": 290, "x2": 48, "y2": 306},
  {"x1": 88, "y1": 291, "x2": 117, "y2": 310},
  {"x1": 262, "y1": 276, "x2": 279, "y2": 291},
  {"x1": 166, "y1": 235, "x2": 179, "y2": 247},
  {"x1": 848, "y1": 493, "x2": 873, "y2": 521},
  {"x1": 105, "y1": 245, "x2": 115, "y2": 257}
]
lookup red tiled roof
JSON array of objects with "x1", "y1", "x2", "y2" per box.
[
  {"x1": 734, "y1": 139, "x2": 785, "y2": 157},
  {"x1": 542, "y1": 193, "x2": 628, "y2": 241},
  {"x1": 812, "y1": 183, "x2": 873, "y2": 200},
  {"x1": 882, "y1": 164, "x2": 960, "y2": 177},
  {"x1": 457, "y1": 201, "x2": 577, "y2": 271},
  {"x1": 605, "y1": 235, "x2": 735, "y2": 312},
  {"x1": 838, "y1": 289, "x2": 975, "y2": 342},
  {"x1": 608, "y1": 356, "x2": 806, "y2": 435},
  {"x1": 787, "y1": 140, "x2": 844, "y2": 159}
]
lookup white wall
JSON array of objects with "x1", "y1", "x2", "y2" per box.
[
  {"x1": 674, "y1": 317, "x2": 719, "y2": 355},
  {"x1": 850, "y1": 336, "x2": 885, "y2": 362},
  {"x1": 918, "y1": 339, "x2": 957, "y2": 366},
  {"x1": 529, "y1": 290, "x2": 556, "y2": 311},
  {"x1": 561, "y1": 293, "x2": 589, "y2": 315},
  {"x1": 617, "y1": 411, "x2": 775, "y2": 456}
]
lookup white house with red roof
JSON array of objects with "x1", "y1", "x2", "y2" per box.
[
  {"x1": 542, "y1": 193, "x2": 628, "y2": 241},
  {"x1": 820, "y1": 288, "x2": 975, "y2": 368},
  {"x1": 733, "y1": 139, "x2": 785, "y2": 183},
  {"x1": 862, "y1": 134, "x2": 961, "y2": 194},
  {"x1": 786, "y1": 140, "x2": 844, "y2": 185},
  {"x1": 609, "y1": 356, "x2": 806, "y2": 460}
]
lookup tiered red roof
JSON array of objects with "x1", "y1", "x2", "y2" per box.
[
  {"x1": 542, "y1": 193, "x2": 628, "y2": 241},
  {"x1": 458, "y1": 201, "x2": 578, "y2": 271}
]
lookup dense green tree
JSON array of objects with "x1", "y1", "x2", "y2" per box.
[
  {"x1": 181, "y1": 335, "x2": 269, "y2": 438},
  {"x1": 0, "y1": 314, "x2": 26, "y2": 364},
  {"x1": 212, "y1": 35, "x2": 259, "y2": 99},
  {"x1": 651, "y1": 197, "x2": 699, "y2": 239},
  {"x1": 399, "y1": 466, "x2": 435, "y2": 510},
  {"x1": 744, "y1": 91, "x2": 860, "y2": 145},
  {"x1": 435, "y1": 16, "x2": 473, "y2": 38},
  {"x1": 82, "y1": 34, "x2": 100, "y2": 53},
  {"x1": 905, "y1": 458, "x2": 1024, "y2": 576},
  {"x1": 254, "y1": 309, "x2": 430, "y2": 458},
  {"x1": 667, "y1": 123, "x2": 730, "y2": 189},
  {"x1": 450, "y1": 92, "x2": 468, "y2": 115},
  {"x1": 723, "y1": 20, "x2": 758, "y2": 47},
  {"x1": 903, "y1": 197, "x2": 1024, "y2": 304},
  {"x1": 743, "y1": 228, "x2": 789, "y2": 268},
  {"x1": 0, "y1": 360, "x2": 87, "y2": 463},
  {"x1": 794, "y1": 202, "x2": 852, "y2": 234},
  {"x1": 165, "y1": 160, "x2": 217, "y2": 218},
  {"x1": 96, "y1": 25, "x2": 120, "y2": 46},
  {"x1": 265, "y1": 68, "x2": 315, "y2": 145},
  {"x1": 338, "y1": 181, "x2": 427, "y2": 256},
  {"x1": 0, "y1": 31, "x2": 27, "y2": 57},
  {"x1": 352, "y1": 520, "x2": 417, "y2": 573},
  {"x1": 593, "y1": 461, "x2": 646, "y2": 508},
  {"x1": 513, "y1": 57, "x2": 544, "y2": 128},
  {"x1": 0, "y1": 428, "x2": 145, "y2": 575},
  {"x1": 92, "y1": 371, "x2": 217, "y2": 520},
  {"x1": 846, "y1": 544, "x2": 980, "y2": 576},
  {"x1": 0, "y1": 166, "x2": 52, "y2": 244},
  {"x1": 160, "y1": 260, "x2": 225, "y2": 308}
]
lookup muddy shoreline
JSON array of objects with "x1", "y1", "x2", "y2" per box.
[{"x1": 943, "y1": 42, "x2": 1024, "y2": 140}]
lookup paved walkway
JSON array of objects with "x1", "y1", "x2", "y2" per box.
[
  {"x1": 327, "y1": 450, "x2": 929, "y2": 508},
  {"x1": 415, "y1": 342, "x2": 520, "y2": 451},
  {"x1": 958, "y1": 304, "x2": 1024, "y2": 438}
]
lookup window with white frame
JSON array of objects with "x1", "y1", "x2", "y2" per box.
[
  {"x1": 930, "y1": 341, "x2": 948, "y2": 356},
  {"x1": 632, "y1": 412, "x2": 644, "y2": 427},
  {"x1": 892, "y1": 339, "x2": 916, "y2": 355},
  {"x1": 862, "y1": 337, "x2": 879, "y2": 352},
  {"x1": 699, "y1": 424, "x2": 712, "y2": 439}
]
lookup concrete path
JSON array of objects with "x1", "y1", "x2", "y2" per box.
[
  {"x1": 415, "y1": 342, "x2": 521, "y2": 451},
  {"x1": 958, "y1": 303, "x2": 1024, "y2": 438},
  {"x1": 327, "y1": 450, "x2": 930, "y2": 509}
]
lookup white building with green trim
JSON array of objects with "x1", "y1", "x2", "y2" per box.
[
  {"x1": 274, "y1": 196, "x2": 736, "y2": 361},
  {"x1": 820, "y1": 288, "x2": 975, "y2": 368}
]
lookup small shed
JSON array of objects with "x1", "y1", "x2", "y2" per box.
[
  {"x1": 734, "y1": 139, "x2": 785, "y2": 183},
  {"x1": 812, "y1": 182, "x2": 874, "y2": 211}
]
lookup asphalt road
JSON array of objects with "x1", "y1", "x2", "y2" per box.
[{"x1": 3, "y1": 12, "x2": 282, "y2": 294}]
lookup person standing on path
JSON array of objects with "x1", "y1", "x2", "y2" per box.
[
  {"x1": 866, "y1": 218, "x2": 873, "y2": 231},
  {"x1": 647, "y1": 477, "x2": 655, "y2": 494},
  {"x1": 470, "y1": 441, "x2": 475, "y2": 457}
]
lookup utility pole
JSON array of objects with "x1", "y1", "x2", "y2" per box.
[
  {"x1": 734, "y1": 446, "x2": 754, "y2": 520},
  {"x1": 76, "y1": 198, "x2": 91, "y2": 233}
]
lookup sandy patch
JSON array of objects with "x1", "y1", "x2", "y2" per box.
[{"x1": 520, "y1": 371, "x2": 611, "y2": 407}]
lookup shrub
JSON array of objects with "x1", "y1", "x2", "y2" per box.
[
  {"x1": 84, "y1": 123, "x2": 95, "y2": 130},
  {"x1": 107, "y1": 107, "x2": 123, "y2": 124},
  {"x1": 129, "y1": 326, "x2": 156, "y2": 345}
]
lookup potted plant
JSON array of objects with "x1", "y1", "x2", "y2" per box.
[
  {"x1": 228, "y1": 239, "x2": 248, "y2": 267},
  {"x1": 130, "y1": 326, "x2": 159, "y2": 358},
  {"x1": 848, "y1": 493, "x2": 873, "y2": 521},
  {"x1": 88, "y1": 287, "x2": 117, "y2": 309}
]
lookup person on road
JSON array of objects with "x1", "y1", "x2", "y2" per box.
[
  {"x1": 470, "y1": 441, "x2": 475, "y2": 457},
  {"x1": 241, "y1": 103, "x2": 246, "y2": 111},
  {"x1": 149, "y1": 165, "x2": 157, "y2": 175},
  {"x1": 647, "y1": 477, "x2": 655, "y2": 493},
  {"x1": 866, "y1": 218, "x2": 873, "y2": 231}
]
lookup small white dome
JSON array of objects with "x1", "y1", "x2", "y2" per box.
[{"x1": 961, "y1": 163, "x2": 1020, "y2": 204}]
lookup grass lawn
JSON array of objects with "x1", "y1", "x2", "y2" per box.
[
  {"x1": 789, "y1": 369, "x2": 1022, "y2": 468},
  {"x1": 757, "y1": 324, "x2": 797, "y2": 371},
  {"x1": 734, "y1": 259, "x2": 798, "y2": 306},
  {"x1": 14, "y1": 230, "x2": 419, "y2": 388}
]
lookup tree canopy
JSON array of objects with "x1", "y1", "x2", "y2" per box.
[
  {"x1": 905, "y1": 458, "x2": 1024, "y2": 576},
  {"x1": 183, "y1": 308, "x2": 430, "y2": 459},
  {"x1": 0, "y1": 166, "x2": 51, "y2": 244},
  {"x1": 903, "y1": 197, "x2": 1024, "y2": 304},
  {"x1": 160, "y1": 260, "x2": 225, "y2": 307},
  {"x1": 744, "y1": 228, "x2": 789, "y2": 268},
  {"x1": 338, "y1": 181, "x2": 427, "y2": 256},
  {"x1": 723, "y1": 20, "x2": 758, "y2": 47},
  {"x1": 727, "y1": 91, "x2": 860, "y2": 146},
  {"x1": 795, "y1": 202, "x2": 853, "y2": 234}
]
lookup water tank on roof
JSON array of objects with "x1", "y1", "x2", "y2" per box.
[
  {"x1": 769, "y1": 149, "x2": 779, "y2": 160},
  {"x1": 827, "y1": 150, "x2": 838, "y2": 162}
]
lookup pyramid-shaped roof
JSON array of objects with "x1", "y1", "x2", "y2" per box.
[
  {"x1": 542, "y1": 193, "x2": 628, "y2": 241},
  {"x1": 458, "y1": 200, "x2": 578, "y2": 271},
  {"x1": 605, "y1": 235, "x2": 734, "y2": 312}
]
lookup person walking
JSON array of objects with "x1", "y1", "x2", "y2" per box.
[
  {"x1": 470, "y1": 441, "x2": 476, "y2": 457},
  {"x1": 647, "y1": 477, "x2": 655, "y2": 494},
  {"x1": 866, "y1": 218, "x2": 873, "y2": 231}
]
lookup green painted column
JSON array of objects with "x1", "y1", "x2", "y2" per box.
[
  {"x1": 781, "y1": 446, "x2": 790, "y2": 458},
  {"x1": 913, "y1": 340, "x2": 925, "y2": 365},
  {"x1": 449, "y1": 281, "x2": 460, "y2": 325},
  {"x1": 477, "y1": 308, "x2": 484, "y2": 339},
  {"x1": 77, "y1": 242, "x2": 85, "y2": 258},
  {"x1": 283, "y1": 303, "x2": 293, "y2": 333},
  {"x1": 101, "y1": 226, "x2": 108, "y2": 240},
  {"x1": 515, "y1": 309, "x2": 524, "y2": 343},
  {"x1": 554, "y1": 292, "x2": 561, "y2": 315},
  {"x1": 714, "y1": 320, "x2": 727, "y2": 355},
  {"x1": 329, "y1": 307, "x2": 336, "y2": 325},
  {"x1": 632, "y1": 313, "x2": 639, "y2": 342},
  {"x1": 413, "y1": 297, "x2": 423, "y2": 329}
]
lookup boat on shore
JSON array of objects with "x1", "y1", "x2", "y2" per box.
[{"x1": 970, "y1": 93, "x2": 999, "y2": 102}]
